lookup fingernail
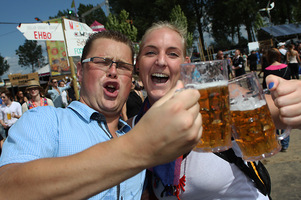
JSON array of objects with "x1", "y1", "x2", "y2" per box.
[{"x1": 268, "y1": 82, "x2": 274, "y2": 89}]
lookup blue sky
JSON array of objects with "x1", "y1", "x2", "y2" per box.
[{"x1": 0, "y1": 0, "x2": 107, "y2": 79}]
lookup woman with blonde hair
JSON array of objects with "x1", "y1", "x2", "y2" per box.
[{"x1": 133, "y1": 21, "x2": 270, "y2": 200}]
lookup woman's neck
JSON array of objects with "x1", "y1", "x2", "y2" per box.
[
  {"x1": 271, "y1": 61, "x2": 281, "y2": 66},
  {"x1": 32, "y1": 95, "x2": 41, "y2": 103}
]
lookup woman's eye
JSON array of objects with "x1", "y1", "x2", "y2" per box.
[
  {"x1": 169, "y1": 52, "x2": 179, "y2": 57},
  {"x1": 145, "y1": 51, "x2": 156, "y2": 56}
]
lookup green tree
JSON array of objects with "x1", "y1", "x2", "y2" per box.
[
  {"x1": 16, "y1": 40, "x2": 46, "y2": 73},
  {"x1": 0, "y1": 54, "x2": 10, "y2": 77},
  {"x1": 106, "y1": 10, "x2": 138, "y2": 42},
  {"x1": 49, "y1": 4, "x2": 107, "y2": 26},
  {"x1": 170, "y1": 5, "x2": 194, "y2": 52},
  {"x1": 108, "y1": 0, "x2": 301, "y2": 51},
  {"x1": 77, "y1": 4, "x2": 107, "y2": 26}
]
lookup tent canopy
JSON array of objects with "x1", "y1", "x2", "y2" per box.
[
  {"x1": 90, "y1": 20, "x2": 106, "y2": 32},
  {"x1": 258, "y1": 23, "x2": 301, "y2": 40}
]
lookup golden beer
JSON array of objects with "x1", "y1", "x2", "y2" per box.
[
  {"x1": 231, "y1": 101, "x2": 280, "y2": 161},
  {"x1": 7, "y1": 112, "x2": 11, "y2": 120},
  {"x1": 192, "y1": 81, "x2": 232, "y2": 152}
]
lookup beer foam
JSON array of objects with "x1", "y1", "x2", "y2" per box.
[
  {"x1": 185, "y1": 80, "x2": 228, "y2": 89},
  {"x1": 231, "y1": 98, "x2": 266, "y2": 111}
]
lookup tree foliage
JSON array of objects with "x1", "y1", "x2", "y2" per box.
[
  {"x1": 77, "y1": 4, "x2": 107, "y2": 26},
  {"x1": 49, "y1": 4, "x2": 107, "y2": 27},
  {"x1": 105, "y1": 10, "x2": 138, "y2": 42},
  {"x1": 15, "y1": 40, "x2": 46, "y2": 73},
  {"x1": 108, "y1": 0, "x2": 301, "y2": 52},
  {"x1": 170, "y1": 5, "x2": 194, "y2": 49},
  {"x1": 0, "y1": 54, "x2": 10, "y2": 77}
]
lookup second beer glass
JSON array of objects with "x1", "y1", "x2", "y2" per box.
[
  {"x1": 229, "y1": 72, "x2": 289, "y2": 161},
  {"x1": 180, "y1": 60, "x2": 232, "y2": 152}
]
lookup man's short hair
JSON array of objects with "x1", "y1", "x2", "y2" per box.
[{"x1": 81, "y1": 30, "x2": 135, "y2": 64}]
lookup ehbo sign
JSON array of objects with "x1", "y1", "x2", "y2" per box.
[
  {"x1": 17, "y1": 23, "x2": 64, "y2": 41},
  {"x1": 17, "y1": 19, "x2": 95, "y2": 56}
]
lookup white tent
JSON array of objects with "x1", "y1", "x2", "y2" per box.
[{"x1": 37, "y1": 64, "x2": 50, "y2": 77}]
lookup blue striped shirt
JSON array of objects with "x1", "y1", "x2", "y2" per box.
[{"x1": 0, "y1": 101, "x2": 145, "y2": 199}]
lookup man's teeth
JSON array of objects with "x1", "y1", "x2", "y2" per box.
[{"x1": 107, "y1": 85, "x2": 115, "y2": 89}]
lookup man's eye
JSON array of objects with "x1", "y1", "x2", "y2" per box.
[
  {"x1": 95, "y1": 60, "x2": 109, "y2": 65},
  {"x1": 118, "y1": 64, "x2": 132, "y2": 71}
]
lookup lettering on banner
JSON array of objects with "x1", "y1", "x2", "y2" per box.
[
  {"x1": 74, "y1": 31, "x2": 92, "y2": 37},
  {"x1": 34, "y1": 31, "x2": 52, "y2": 40},
  {"x1": 77, "y1": 39, "x2": 86, "y2": 47},
  {"x1": 74, "y1": 48, "x2": 83, "y2": 55},
  {"x1": 69, "y1": 21, "x2": 74, "y2": 30}
]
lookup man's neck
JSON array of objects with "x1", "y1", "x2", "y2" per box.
[
  {"x1": 105, "y1": 115, "x2": 121, "y2": 138},
  {"x1": 6, "y1": 100, "x2": 12, "y2": 107}
]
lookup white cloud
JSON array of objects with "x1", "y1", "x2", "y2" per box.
[{"x1": 2, "y1": 56, "x2": 31, "y2": 79}]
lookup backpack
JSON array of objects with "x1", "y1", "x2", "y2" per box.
[{"x1": 215, "y1": 148, "x2": 272, "y2": 200}]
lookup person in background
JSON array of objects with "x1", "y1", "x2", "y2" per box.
[
  {"x1": 122, "y1": 75, "x2": 144, "y2": 121},
  {"x1": 67, "y1": 80, "x2": 79, "y2": 102},
  {"x1": 258, "y1": 48, "x2": 269, "y2": 81},
  {"x1": 224, "y1": 53, "x2": 234, "y2": 79},
  {"x1": 216, "y1": 50, "x2": 234, "y2": 79},
  {"x1": 15, "y1": 90, "x2": 28, "y2": 105},
  {"x1": 248, "y1": 50, "x2": 258, "y2": 72},
  {"x1": 0, "y1": 30, "x2": 202, "y2": 199},
  {"x1": 278, "y1": 42, "x2": 287, "y2": 64},
  {"x1": 59, "y1": 80, "x2": 69, "y2": 108},
  {"x1": 46, "y1": 78, "x2": 70, "y2": 108},
  {"x1": 21, "y1": 80, "x2": 54, "y2": 113},
  {"x1": 242, "y1": 51, "x2": 248, "y2": 68},
  {"x1": 0, "y1": 90, "x2": 22, "y2": 138},
  {"x1": 232, "y1": 49, "x2": 246, "y2": 77},
  {"x1": 287, "y1": 43, "x2": 301, "y2": 79},
  {"x1": 264, "y1": 48, "x2": 291, "y2": 152},
  {"x1": 216, "y1": 50, "x2": 224, "y2": 60}
]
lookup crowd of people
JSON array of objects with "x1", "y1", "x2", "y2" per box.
[
  {"x1": 0, "y1": 21, "x2": 300, "y2": 200},
  {"x1": 0, "y1": 77, "x2": 79, "y2": 149}
]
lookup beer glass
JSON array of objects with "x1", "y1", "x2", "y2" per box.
[
  {"x1": 7, "y1": 112, "x2": 11, "y2": 120},
  {"x1": 180, "y1": 60, "x2": 232, "y2": 152},
  {"x1": 229, "y1": 72, "x2": 290, "y2": 161}
]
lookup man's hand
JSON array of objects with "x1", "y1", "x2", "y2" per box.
[{"x1": 130, "y1": 81, "x2": 202, "y2": 167}]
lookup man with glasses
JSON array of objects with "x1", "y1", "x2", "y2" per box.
[
  {"x1": 0, "y1": 31, "x2": 202, "y2": 199},
  {"x1": 47, "y1": 78, "x2": 70, "y2": 108}
]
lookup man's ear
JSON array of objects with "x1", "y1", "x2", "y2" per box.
[{"x1": 77, "y1": 62, "x2": 83, "y2": 82}]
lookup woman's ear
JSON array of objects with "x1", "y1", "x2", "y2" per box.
[{"x1": 185, "y1": 56, "x2": 191, "y2": 63}]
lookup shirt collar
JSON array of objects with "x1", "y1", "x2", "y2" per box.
[{"x1": 68, "y1": 101, "x2": 131, "y2": 134}]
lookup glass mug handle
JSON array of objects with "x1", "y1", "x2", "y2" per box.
[{"x1": 263, "y1": 88, "x2": 291, "y2": 140}]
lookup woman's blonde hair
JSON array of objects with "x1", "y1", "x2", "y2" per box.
[{"x1": 138, "y1": 21, "x2": 187, "y2": 58}]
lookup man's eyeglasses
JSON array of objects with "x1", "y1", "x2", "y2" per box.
[{"x1": 82, "y1": 57, "x2": 134, "y2": 76}]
